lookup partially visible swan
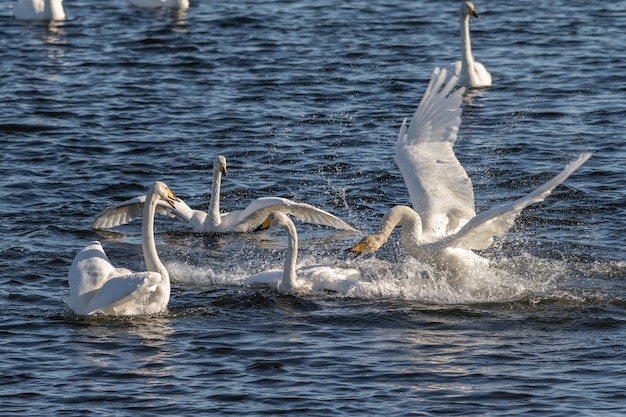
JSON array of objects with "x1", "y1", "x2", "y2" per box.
[
  {"x1": 244, "y1": 212, "x2": 362, "y2": 293},
  {"x1": 67, "y1": 181, "x2": 179, "y2": 316},
  {"x1": 452, "y1": 1, "x2": 492, "y2": 88},
  {"x1": 128, "y1": 0, "x2": 189, "y2": 10},
  {"x1": 13, "y1": 0, "x2": 65, "y2": 21},
  {"x1": 90, "y1": 155, "x2": 356, "y2": 233},
  {"x1": 351, "y1": 67, "x2": 591, "y2": 272}
]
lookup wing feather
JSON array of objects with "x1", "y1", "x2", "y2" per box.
[
  {"x1": 396, "y1": 67, "x2": 473, "y2": 239},
  {"x1": 224, "y1": 197, "x2": 356, "y2": 232},
  {"x1": 445, "y1": 153, "x2": 592, "y2": 250},
  {"x1": 90, "y1": 195, "x2": 203, "y2": 230}
]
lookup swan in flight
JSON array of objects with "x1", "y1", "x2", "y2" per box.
[
  {"x1": 128, "y1": 0, "x2": 189, "y2": 10},
  {"x1": 90, "y1": 155, "x2": 356, "y2": 233},
  {"x1": 244, "y1": 212, "x2": 362, "y2": 293},
  {"x1": 13, "y1": 0, "x2": 65, "y2": 21},
  {"x1": 452, "y1": 1, "x2": 492, "y2": 88},
  {"x1": 67, "y1": 181, "x2": 179, "y2": 316},
  {"x1": 351, "y1": 67, "x2": 591, "y2": 272}
]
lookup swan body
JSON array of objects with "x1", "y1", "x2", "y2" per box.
[
  {"x1": 67, "y1": 181, "x2": 178, "y2": 316},
  {"x1": 90, "y1": 155, "x2": 356, "y2": 233},
  {"x1": 244, "y1": 212, "x2": 361, "y2": 293},
  {"x1": 128, "y1": 0, "x2": 189, "y2": 10},
  {"x1": 452, "y1": 1, "x2": 492, "y2": 88},
  {"x1": 13, "y1": 0, "x2": 65, "y2": 21},
  {"x1": 352, "y1": 67, "x2": 591, "y2": 271}
]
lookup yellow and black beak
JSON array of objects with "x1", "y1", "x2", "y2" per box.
[
  {"x1": 470, "y1": 9, "x2": 479, "y2": 19},
  {"x1": 350, "y1": 241, "x2": 364, "y2": 257},
  {"x1": 254, "y1": 217, "x2": 271, "y2": 232},
  {"x1": 221, "y1": 163, "x2": 227, "y2": 176},
  {"x1": 166, "y1": 189, "x2": 180, "y2": 208}
]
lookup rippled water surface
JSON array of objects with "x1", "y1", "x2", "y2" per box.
[{"x1": 2, "y1": 0, "x2": 626, "y2": 415}]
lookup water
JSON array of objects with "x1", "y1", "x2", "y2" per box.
[{"x1": 1, "y1": 0, "x2": 626, "y2": 415}]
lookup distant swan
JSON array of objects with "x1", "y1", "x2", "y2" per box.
[
  {"x1": 244, "y1": 212, "x2": 362, "y2": 293},
  {"x1": 90, "y1": 155, "x2": 356, "y2": 233},
  {"x1": 452, "y1": 1, "x2": 492, "y2": 88},
  {"x1": 67, "y1": 181, "x2": 179, "y2": 316},
  {"x1": 13, "y1": 0, "x2": 65, "y2": 21},
  {"x1": 128, "y1": 0, "x2": 189, "y2": 10},
  {"x1": 351, "y1": 67, "x2": 590, "y2": 272}
]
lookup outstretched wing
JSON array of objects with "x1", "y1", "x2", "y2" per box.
[
  {"x1": 444, "y1": 153, "x2": 592, "y2": 250},
  {"x1": 222, "y1": 197, "x2": 356, "y2": 232},
  {"x1": 396, "y1": 67, "x2": 474, "y2": 241},
  {"x1": 90, "y1": 195, "x2": 206, "y2": 230}
]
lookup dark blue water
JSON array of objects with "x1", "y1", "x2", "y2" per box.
[{"x1": 2, "y1": 0, "x2": 626, "y2": 415}]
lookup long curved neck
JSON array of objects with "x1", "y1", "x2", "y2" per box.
[
  {"x1": 208, "y1": 166, "x2": 222, "y2": 226},
  {"x1": 142, "y1": 189, "x2": 169, "y2": 283},
  {"x1": 280, "y1": 220, "x2": 299, "y2": 292},
  {"x1": 460, "y1": 13, "x2": 474, "y2": 82},
  {"x1": 376, "y1": 206, "x2": 424, "y2": 254}
]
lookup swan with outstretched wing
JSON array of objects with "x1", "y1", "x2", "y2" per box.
[
  {"x1": 352, "y1": 67, "x2": 591, "y2": 271},
  {"x1": 91, "y1": 155, "x2": 356, "y2": 233}
]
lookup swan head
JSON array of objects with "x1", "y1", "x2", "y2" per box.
[
  {"x1": 254, "y1": 211, "x2": 291, "y2": 232},
  {"x1": 351, "y1": 235, "x2": 385, "y2": 257},
  {"x1": 460, "y1": 1, "x2": 479, "y2": 19},
  {"x1": 214, "y1": 155, "x2": 227, "y2": 176},
  {"x1": 151, "y1": 181, "x2": 180, "y2": 208}
]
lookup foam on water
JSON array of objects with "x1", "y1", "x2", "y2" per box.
[{"x1": 167, "y1": 247, "x2": 571, "y2": 305}]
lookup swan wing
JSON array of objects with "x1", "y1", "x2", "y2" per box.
[
  {"x1": 80, "y1": 272, "x2": 162, "y2": 316},
  {"x1": 90, "y1": 195, "x2": 206, "y2": 231},
  {"x1": 67, "y1": 241, "x2": 131, "y2": 314},
  {"x1": 445, "y1": 153, "x2": 591, "y2": 250},
  {"x1": 396, "y1": 67, "x2": 475, "y2": 239},
  {"x1": 220, "y1": 197, "x2": 356, "y2": 232}
]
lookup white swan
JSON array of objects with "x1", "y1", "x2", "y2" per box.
[
  {"x1": 244, "y1": 212, "x2": 362, "y2": 293},
  {"x1": 128, "y1": 0, "x2": 189, "y2": 10},
  {"x1": 90, "y1": 155, "x2": 356, "y2": 233},
  {"x1": 452, "y1": 1, "x2": 492, "y2": 88},
  {"x1": 67, "y1": 181, "x2": 179, "y2": 316},
  {"x1": 351, "y1": 67, "x2": 591, "y2": 272},
  {"x1": 13, "y1": 0, "x2": 65, "y2": 21}
]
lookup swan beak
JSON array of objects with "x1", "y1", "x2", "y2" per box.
[
  {"x1": 470, "y1": 9, "x2": 480, "y2": 18},
  {"x1": 254, "y1": 217, "x2": 271, "y2": 232},
  {"x1": 220, "y1": 163, "x2": 227, "y2": 176},
  {"x1": 350, "y1": 242, "x2": 364, "y2": 257},
  {"x1": 166, "y1": 190, "x2": 180, "y2": 208}
]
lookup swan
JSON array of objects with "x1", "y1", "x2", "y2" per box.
[
  {"x1": 128, "y1": 0, "x2": 189, "y2": 10},
  {"x1": 67, "y1": 181, "x2": 179, "y2": 316},
  {"x1": 90, "y1": 155, "x2": 356, "y2": 233},
  {"x1": 452, "y1": 1, "x2": 492, "y2": 88},
  {"x1": 351, "y1": 67, "x2": 591, "y2": 272},
  {"x1": 13, "y1": 0, "x2": 65, "y2": 21},
  {"x1": 244, "y1": 212, "x2": 362, "y2": 293}
]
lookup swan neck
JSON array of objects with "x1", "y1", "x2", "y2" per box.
[
  {"x1": 377, "y1": 206, "x2": 422, "y2": 242},
  {"x1": 281, "y1": 221, "x2": 299, "y2": 291},
  {"x1": 208, "y1": 166, "x2": 222, "y2": 226},
  {"x1": 460, "y1": 14, "x2": 474, "y2": 75},
  {"x1": 142, "y1": 188, "x2": 169, "y2": 283}
]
